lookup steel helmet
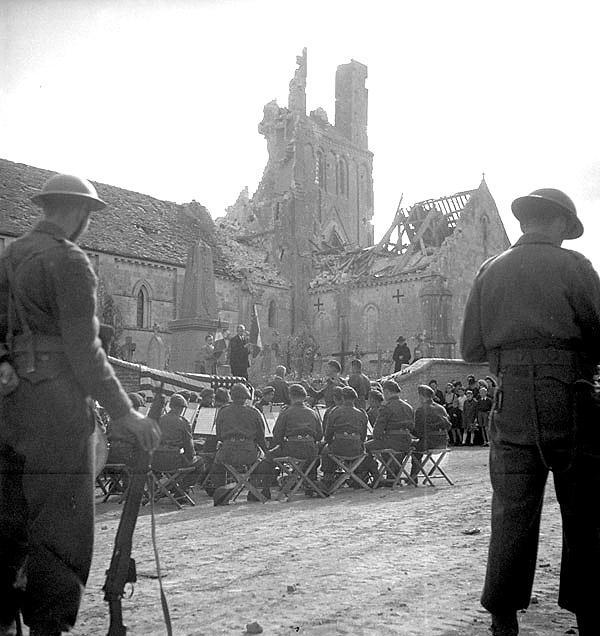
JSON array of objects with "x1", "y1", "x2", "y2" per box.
[
  {"x1": 31, "y1": 173, "x2": 107, "y2": 211},
  {"x1": 511, "y1": 188, "x2": 583, "y2": 239}
]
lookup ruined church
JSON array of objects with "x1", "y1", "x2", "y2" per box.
[{"x1": 0, "y1": 49, "x2": 509, "y2": 378}]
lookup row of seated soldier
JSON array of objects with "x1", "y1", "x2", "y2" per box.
[{"x1": 101, "y1": 361, "x2": 453, "y2": 506}]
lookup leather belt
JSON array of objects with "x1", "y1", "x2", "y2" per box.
[{"x1": 490, "y1": 348, "x2": 578, "y2": 368}]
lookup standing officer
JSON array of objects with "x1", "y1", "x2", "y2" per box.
[
  {"x1": 0, "y1": 174, "x2": 161, "y2": 636},
  {"x1": 228, "y1": 324, "x2": 250, "y2": 379},
  {"x1": 461, "y1": 188, "x2": 600, "y2": 636}
]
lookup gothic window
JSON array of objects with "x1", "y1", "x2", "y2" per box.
[
  {"x1": 362, "y1": 304, "x2": 380, "y2": 351},
  {"x1": 315, "y1": 149, "x2": 326, "y2": 190},
  {"x1": 268, "y1": 300, "x2": 277, "y2": 328},
  {"x1": 136, "y1": 285, "x2": 149, "y2": 329},
  {"x1": 274, "y1": 202, "x2": 281, "y2": 222},
  {"x1": 337, "y1": 157, "x2": 348, "y2": 197}
]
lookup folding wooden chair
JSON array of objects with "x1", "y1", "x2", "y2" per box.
[
  {"x1": 221, "y1": 458, "x2": 268, "y2": 503},
  {"x1": 148, "y1": 466, "x2": 197, "y2": 508},
  {"x1": 411, "y1": 448, "x2": 453, "y2": 486},
  {"x1": 273, "y1": 456, "x2": 326, "y2": 500},
  {"x1": 148, "y1": 449, "x2": 198, "y2": 508},
  {"x1": 371, "y1": 450, "x2": 416, "y2": 489},
  {"x1": 96, "y1": 463, "x2": 129, "y2": 503},
  {"x1": 326, "y1": 454, "x2": 371, "y2": 494}
]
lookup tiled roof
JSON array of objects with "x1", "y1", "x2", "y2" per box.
[{"x1": 0, "y1": 158, "x2": 288, "y2": 286}]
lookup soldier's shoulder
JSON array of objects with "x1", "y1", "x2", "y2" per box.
[{"x1": 398, "y1": 398, "x2": 414, "y2": 411}]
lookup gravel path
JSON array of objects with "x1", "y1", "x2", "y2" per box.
[{"x1": 75, "y1": 448, "x2": 578, "y2": 635}]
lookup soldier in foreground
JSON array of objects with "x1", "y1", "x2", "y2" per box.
[
  {"x1": 0, "y1": 174, "x2": 161, "y2": 636},
  {"x1": 461, "y1": 189, "x2": 600, "y2": 636}
]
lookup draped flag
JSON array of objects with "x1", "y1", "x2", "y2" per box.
[{"x1": 249, "y1": 304, "x2": 262, "y2": 357}]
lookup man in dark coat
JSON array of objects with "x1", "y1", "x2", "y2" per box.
[
  {"x1": 461, "y1": 188, "x2": 600, "y2": 636},
  {"x1": 0, "y1": 174, "x2": 161, "y2": 636},
  {"x1": 307, "y1": 359, "x2": 347, "y2": 408},
  {"x1": 228, "y1": 324, "x2": 250, "y2": 379},
  {"x1": 392, "y1": 336, "x2": 411, "y2": 373}
]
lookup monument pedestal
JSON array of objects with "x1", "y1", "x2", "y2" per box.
[{"x1": 169, "y1": 317, "x2": 226, "y2": 373}]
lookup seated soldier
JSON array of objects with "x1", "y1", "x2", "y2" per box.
[
  {"x1": 210, "y1": 383, "x2": 276, "y2": 504},
  {"x1": 198, "y1": 387, "x2": 229, "y2": 496},
  {"x1": 307, "y1": 359, "x2": 348, "y2": 408},
  {"x1": 254, "y1": 385, "x2": 275, "y2": 413},
  {"x1": 155, "y1": 394, "x2": 203, "y2": 500},
  {"x1": 366, "y1": 389, "x2": 384, "y2": 431},
  {"x1": 410, "y1": 384, "x2": 452, "y2": 484},
  {"x1": 270, "y1": 384, "x2": 323, "y2": 495},
  {"x1": 200, "y1": 387, "x2": 215, "y2": 407},
  {"x1": 366, "y1": 380, "x2": 414, "y2": 480},
  {"x1": 271, "y1": 365, "x2": 290, "y2": 405},
  {"x1": 320, "y1": 386, "x2": 377, "y2": 489},
  {"x1": 321, "y1": 385, "x2": 344, "y2": 439}
]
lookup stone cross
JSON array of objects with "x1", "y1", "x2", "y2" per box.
[
  {"x1": 392, "y1": 289, "x2": 405, "y2": 304},
  {"x1": 123, "y1": 336, "x2": 136, "y2": 362}
]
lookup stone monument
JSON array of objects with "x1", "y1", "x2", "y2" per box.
[
  {"x1": 146, "y1": 323, "x2": 167, "y2": 370},
  {"x1": 169, "y1": 240, "x2": 227, "y2": 372}
]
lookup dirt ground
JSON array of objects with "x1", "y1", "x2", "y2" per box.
[{"x1": 75, "y1": 448, "x2": 579, "y2": 636}]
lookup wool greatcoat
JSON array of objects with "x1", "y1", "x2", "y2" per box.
[
  {"x1": 461, "y1": 232, "x2": 600, "y2": 620},
  {"x1": 0, "y1": 220, "x2": 132, "y2": 632}
]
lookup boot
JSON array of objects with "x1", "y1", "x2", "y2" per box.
[{"x1": 490, "y1": 612, "x2": 518, "y2": 636}]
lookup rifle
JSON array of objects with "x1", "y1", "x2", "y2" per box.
[{"x1": 103, "y1": 383, "x2": 165, "y2": 636}]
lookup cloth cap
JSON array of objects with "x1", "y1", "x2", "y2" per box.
[
  {"x1": 418, "y1": 384, "x2": 435, "y2": 399},
  {"x1": 342, "y1": 386, "x2": 358, "y2": 401},
  {"x1": 289, "y1": 383, "x2": 307, "y2": 399},
  {"x1": 231, "y1": 383, "x2": 251, "y2": 401},
  {"x1": 170, "y1": 394, "x2": 188, "y2": 409}
]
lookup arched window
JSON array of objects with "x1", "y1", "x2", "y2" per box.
[
  {"x1": 268, "y1": 300, "x2": 277, "y2": 328},
  {"x1": 337, "y1": 157, "x2": 348, "y2": 197},
  {"x1": 315, "y1": 149, "x2": 326, "y2": 189},
  {"x1": 136, "y1": 285, "x2": 149, "y2": 328},
  {"x1": 362, "y1": 304, "x2": 380, "y2": 350}
]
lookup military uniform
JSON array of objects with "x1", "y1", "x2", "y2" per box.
[
  {"x1": 271, "y1": 375, "x2": 290, "y2": 405},
  {"x1": 321, "y1": 404, "x2": 376, "y2": 479},
  {"x1": 462, "y1": 232, "x2": 600, "y2": 620},
  {"x1": 366, "y1": 394, "x2": 414, "y2": 452},
  {"x1": 0, "y1": 220, "x2": 132, "y2": 632},
  {"x1": 308, "y1": 377, "x2": 347, "y2": 408},
  {"x1": 347, "y1": 371, "x2": 371, "y2": 411},
  {"x1": 272, "y1": 403, "x2": 323, "y2": 460},
  {"x1": 209, "y1": 402, "x2": 273, "y2": 488}
]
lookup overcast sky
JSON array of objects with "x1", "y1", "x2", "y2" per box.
[{"x1": 2, "y1": 0, "x2": 599, "y2": 269}]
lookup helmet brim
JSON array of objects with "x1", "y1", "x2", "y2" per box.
[
  {"x1": 511, "y1": 195, "x2": 583, "y2": 240},
  {"x1": 31, "y1": 191, "x2": 107, "y2": 212}
]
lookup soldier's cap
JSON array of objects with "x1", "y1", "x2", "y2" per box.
[
  {"x1": 127, "y1": 392, "x2": 145, "y2": 409},
  {"x1": 341, "y1": 386, "x2": 358, "y2": 401},
  {"x1": 511, "y1": 188, "x2": 583, "y2": 239},
  {"x1": 327, "y1": 359, "x2": 342, "y2": 372},
  {"x1": 396, "y1": 335, "x2": 406, "y2": 343},
  {"x1": 170, "y1": 393, "x2": 188, "y2": 409},
  {"x1": 289, "y1": 383, "x2": 307, "y2": 399},
  {"x1": 230, "y1": 382, "x2": 252, "y2": 401},
  {"x1": 369, "y1": 389, "x2": 384, "y2": 403},
  {"x1": 214, "y1": 388, "x2": 230, "y2": 403},
  {"x1": 417, "y1": 384, "x2": 435, "y2": 399},
  {"x1": 262, "y1": 385, "x2": 275, "y2": 395},
  {"x1": 31, "y1": 173, "x2": 107, "y2": 211},
  {"x1": 201, "y1": 387, "x2": 215, "y2": 397},
  {"x1": 382, "y1": 379, "x2": 401, "y2": 393}
]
